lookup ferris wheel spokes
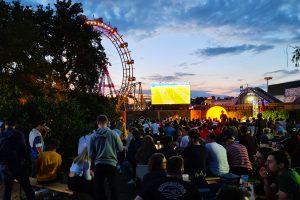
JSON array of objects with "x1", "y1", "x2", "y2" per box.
[{"x1": 85, "y1": 17, "x2": 139, "y2": 111}]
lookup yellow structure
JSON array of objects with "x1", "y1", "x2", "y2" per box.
[{"x1": 206, "y1": 106, "x2": 228, "y2": 120}]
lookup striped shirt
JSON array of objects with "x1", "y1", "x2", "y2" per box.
[{"x1": 225, "y1": 143, "x2": 252, "y2": 170}]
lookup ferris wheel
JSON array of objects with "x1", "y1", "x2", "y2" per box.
[{"x1": 85, "y1": 18, "x2": 136, "y2": 111}]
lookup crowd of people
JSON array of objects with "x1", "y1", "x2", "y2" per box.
[
  {"x1": 0, "y1": 118, "x2": 62, "y2": 200},
  {"x1": 1, "y1": 113, "x2": 300, "y2": 200},
  {"x1": 122, "y1": 113, "x2": 300, "y2": 200}
]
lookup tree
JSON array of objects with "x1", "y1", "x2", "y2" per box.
[
  {"x1": 0, "y1": 0, "x2": 117, "y2": 161},
  {"x1": 292, "y1": 46, "x2": 300, "y2": 67},
  {"x1": 44, "y1": 0, "x2": 107, "y2": 93},
  {"x1": 0, "y1": 1, "x2": 45, "y2": 95},
  {"x1": 0, "y1": 0, "x2": 107, "y2": 98},
  {"x1": 194, "y1": 97, "x2": 206, "y2": 105}
]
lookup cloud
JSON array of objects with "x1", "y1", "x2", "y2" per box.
[
  {"x1": 237, "y1": 79, "x2": 244, "y2": 82},
  {"x1": 20, "y1": 0, "x2": 300, "y2": 43},
  {"x1": 21, "y1": 0, "x2": 51, "y2": 6},
  {"x1": 127, "y1": 29, "x2": 158, "y2": 41},
  {"x1": 190, "y1": 61, "x2": 203, "y2": 66},
  {"x1": 175, "y1": 72, "x2": 196, "y2": 76},
  {"x1": 264, "y1": 69, "x2": 300, "y2": 76},
  {"x1": 256, "y1": 83, "x2": 267, "y2": 89},
  {"x1": 291, "y1": 34, "x2": 300, "y2": 43},
  {"x1": 194, "y1": 44, "x2": 274, "y2": 57},
  {"x1": 191, "y1": 90, "x2": 215, "y2": 98},
  {"x1": 144, "y1": 72, "x2": 196, "y2": 82},
  {"x1": 262, "y1": 69, "x2": 300, "y2": 84},
  {"x1": 176, "y1": 61, "x2": 203, "y2": 69},
  {"x1": 177, "y1": 62, "x2": 188, "y2": 67},
  {"x1": 147, "y1": 75, "x2": 178, "y2": 82},
  {"x1": 229, "y1": 87, "x2": 244, "y2": 94},
  {"x1": 77, "y1": 0, "x2": 300, "y2": 42}
]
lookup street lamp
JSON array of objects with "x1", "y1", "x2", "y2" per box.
[{"x1": 264, "y1": 77, "x2": 272, "y2": 92}]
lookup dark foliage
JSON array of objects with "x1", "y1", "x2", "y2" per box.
[
  {"x1": 0, "y1": 0, "x2": 118, "y2": 169},
  {"x1": 292, "y1": 46, "x2": 300, "y2": 67}
]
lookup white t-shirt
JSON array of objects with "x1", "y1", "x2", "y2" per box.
[
  {"x1": 78, "y1": 133, "x2": 93, "y2": 155},
  {"x1": 180, "y1": 135, "x2": 189, "y2": 148},
  {"x1": 205, "y1": 142, "x2": 229, "y2": 176},
  {"x1": 29, "y1": 128, "x2": 43, "y2": 148},
  {"x1": 249, "y1": 126, "x2": 255, "y2": 136},
  {"x1": 151, "y1": 123, "x2": 159, "y2": 134}
]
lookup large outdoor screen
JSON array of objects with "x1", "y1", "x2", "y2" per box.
[{"x1": 151, "y1": 83, "x2": 191, "y2": 105}]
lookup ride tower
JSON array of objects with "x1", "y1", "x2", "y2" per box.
[{"x1": 97, "y1": 64, "x2": 117, "y2": 97}]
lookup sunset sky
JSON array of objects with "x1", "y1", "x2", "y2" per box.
[{"x1": 19, "y1": 0, "x2": 300, "y2": 97}]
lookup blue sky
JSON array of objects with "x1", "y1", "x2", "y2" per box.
[{"x1": 20, "y1": 0, "x2": 300, "y2": 97}]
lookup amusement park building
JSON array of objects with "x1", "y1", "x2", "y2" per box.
[
  {"x1": 204, "y1": 98, "x2": 238, "y2": 106},
  {"x1": 268, "y1": 80, "x2": 300, "y2": 103}
]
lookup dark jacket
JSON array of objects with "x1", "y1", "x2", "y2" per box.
[
  {"x1": 239, "y1": 135, "x2": 257, "y2": 158},
  {"x1": 182, "y1": 144, "x2": 206, "y2": 180},
  {"x1": 0, "y1": 127, "x2": 28, "y2": 165},
  {"x1": 126, "y1": 138, "x2": 142, "y2": 164},
  {"x1": 157, "y1": 146, "x2": 177, "y2": 159}
]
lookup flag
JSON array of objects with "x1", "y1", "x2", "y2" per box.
[{"x1": 260, "y1": 98, "x2": 266, "y2": 112}]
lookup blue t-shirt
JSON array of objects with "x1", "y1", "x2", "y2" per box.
[
  {"x1": 275, "y1": 125, "x2": 285, "y2": 135},
  {"x1": 165, "y1": 126, "x2": 176, "y2": 136}
]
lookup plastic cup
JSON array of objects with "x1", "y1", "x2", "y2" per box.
[
  {"x1": 156, "y1": 141, "x2": 161, "y2": 149},
  {"x1": 240, "y1": 175, "x2": 249, "y2": 187},
  {"x1": 182, "y1": 174, "x2": 189, "y2": 182}
]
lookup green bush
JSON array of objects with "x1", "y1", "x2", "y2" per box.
[
  {"x1": 0, "y1": 86, "x2": 118, "y2": 170},
  {"x1": 262, "y1": 110, "x2": 289, "y2": 120}
]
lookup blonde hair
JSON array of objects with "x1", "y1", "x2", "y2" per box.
[
  {"x1": 263, "y1": 128, "x2": 271, "y2": 134},
  {"x1": 120, "y1": 128, "x2": 128, "y2": 141},
  {"x1": 73, "y1": 148, "x2": 90, "y2": 164}
]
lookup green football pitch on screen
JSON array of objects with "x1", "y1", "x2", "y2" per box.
[{"x1": 151, "y1": 83, "x2": 191, "y2": 105}]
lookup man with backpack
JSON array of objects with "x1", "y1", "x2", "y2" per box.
[{"x1": 0, "y1": 118, "x2": 35, "y2": 200}]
